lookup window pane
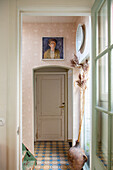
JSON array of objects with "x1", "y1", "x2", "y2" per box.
[
  {"x1": 97, "y1": 54, "x2": 108, "y2": 110},
  {"x1": 96, "y1": 111, "x2": 108, "y2": 168},
  {"x1": 111, "y1": 50, "x2": 113, "y2": 111},
  {"x1": 111, "y1": 0, "x2": 113, "y2": 44},
  {"x1": 97, "y1": 1, "x2": 108, "y2": 54},
  {"x1": 111, "y1": 49, "x2": 113, "y2": 170},
  {"x1": 84, "y1": 73, "x2": 91, "y2": 167},
  {"x1": 112, "y1": 116, "x2": 113, "y2": 169}
]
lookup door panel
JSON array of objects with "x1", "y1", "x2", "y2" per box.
[
  {"x1": 111, "y1": 50, "x2": 113, "y2": 112},
  {"x1": 37, "y1": 74, "x2": 65, "y2": 141},
  {"x1": 96, "y1": 111, "x2": 108, "y2": 168},
  {"x1": 39, "y1": 118, "x2": 62, "y2": 139},
  {"x1": 97, "y1": 54, "x2": 108, "y2": 110},
  {"x1": 111, "y1": 0, "x2": 113, "y2": 44},
  {"x1": 41, "y1": 78, "x2": 61, "y2": 116},
  {"x1": 111, "y1": 48, "x2": 113, "y2": 169},
  {"x1": 97, "y1": 0, "x2": 108, "y2": 54}
]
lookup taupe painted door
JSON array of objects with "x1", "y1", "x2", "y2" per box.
[{"x1": 36, "y1": 74, "x2": 65, "y2": 141}]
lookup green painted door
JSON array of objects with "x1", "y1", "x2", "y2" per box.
[{"x1": 91, "y1": 0, "x2": 113, "y2": 169}]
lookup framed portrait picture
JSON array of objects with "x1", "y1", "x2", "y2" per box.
[{"x1": 42, "y1": 37, "x2": 64, "y2": 60}]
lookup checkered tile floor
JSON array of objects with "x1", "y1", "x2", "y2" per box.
[
  {"x1": 97, "y1": 142, "x2": 113, "y2": 169},
  {"x1": 97, "y1": 148, "x2": 107, "y2": 168},
  {"x1": 34, "y1": 141, "x2": 71, "y2": 170}
]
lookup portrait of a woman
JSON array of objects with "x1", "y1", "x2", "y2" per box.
[{"x1": 42, "y1": 37, "x2": 64, "y2": 60}]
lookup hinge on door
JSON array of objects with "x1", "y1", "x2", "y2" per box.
[{"x1": 17, "y1": 126, "x2": 19, "y2": 135}]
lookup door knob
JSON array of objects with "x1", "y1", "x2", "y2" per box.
[{"x1": 59, "y1": 105, "x2": 65, "y2": 108}]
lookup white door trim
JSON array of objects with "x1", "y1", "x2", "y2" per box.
[
  {"x1": 34, "y1": 71, "x2": 68, "y2": 141},
  {"x1": 17, "y1": 8, "x2": 90, "y2": 170}
]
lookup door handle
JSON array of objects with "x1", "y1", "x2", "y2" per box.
[
  {"x1": 59, "y1": 105, "x2": 65, "y2": 108},
  {"x1": 59, "y1": 102, "x2": 65, "y2": 108}
]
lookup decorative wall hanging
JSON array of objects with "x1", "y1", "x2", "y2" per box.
[{"x1": 42, "y1": 37, "x2": 64, "y2": 60}]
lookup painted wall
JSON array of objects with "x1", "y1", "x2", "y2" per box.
[
  {"x1": 22, "y1": 22, "x2": 77, "y2": 151},
  {"x1": 22, "y1": 17, "x2": 90, "y2": 151}
]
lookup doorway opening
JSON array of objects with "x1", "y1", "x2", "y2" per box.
[
  {"x1": 21, "y1": 15, "x2": 91, "y2": 170},
  {"x1": 33, "y1": 66, "x2": 73, "y2": 143},
  {"x1": 32, "y1": 66, "x2": 73, "y2": 169}
]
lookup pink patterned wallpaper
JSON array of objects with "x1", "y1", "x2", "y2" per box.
[{"x1": 22, "y1": 17, "x2": 89, "y2": 152}]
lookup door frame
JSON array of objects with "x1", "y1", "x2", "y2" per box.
[
  {"x1": 34, "y1": 71, "x2": 68, "y2": 141},
  {"x1": 33, "y1": 65, "x2": 74, "y2": 143},
  {"x1": 18, "y1": 10, "x2": 91, "y2": 170}
]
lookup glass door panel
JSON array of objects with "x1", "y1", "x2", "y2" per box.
[
  {"x1": 111, "y1": 0, "x2": 113, "y2": 45},
  {"x1": 111, "y1": 51, "x2": 113, "y2": 111},
  {"x1": 92, "y1": 0, "x2": 113, "y2": 169},
  {"x1": 111, "y1": 50, "x2": 113, "y2": 170},
  {"x1": 112, "y1": 116, "x2": 113, "y2": 169},
  {"x1": 84, "y1": 76, "x2": 91, "y2": 168},
  {"x1": 84, "y1": 113, "x2": 90, "y2": 167},
  {"x1": 97, "y1": 54, "x2": 108, "y2": 110},
  {"x1": 96, "y1": 111, "x2": 108, "y2": 169},
  {"x1": 97, "y1": 0, "x2": 108, "y2": 54}
]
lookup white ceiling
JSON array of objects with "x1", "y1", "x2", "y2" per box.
[{"x1": 23, "y1": 16, "x2": 83, "y2": 24}]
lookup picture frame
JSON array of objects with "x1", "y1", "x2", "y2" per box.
[{"x1": 42, "y1": 37, "x2": 64, "y2": 60}]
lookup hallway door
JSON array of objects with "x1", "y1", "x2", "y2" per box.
[
  {"x1": 36, "y1": 74, "x2": 65, "y2": 141},
  {"x1": 92, "y1": 0, "x2": 113, "y2": 169}
]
